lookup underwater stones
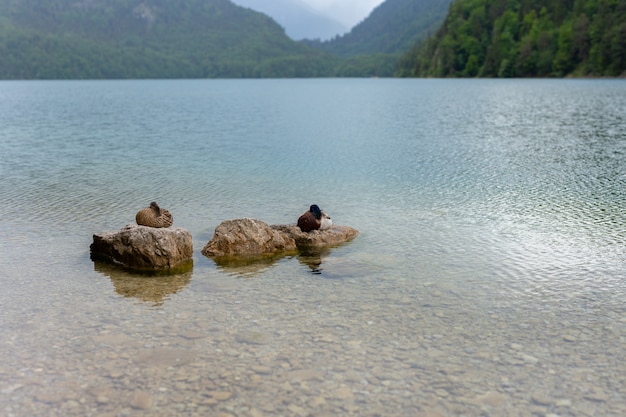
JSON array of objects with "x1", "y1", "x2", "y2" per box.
[
  {"x1": 201, "y1": 218, "x2": 297, "y2": 258},
  {"x1": 201, "y1": 218, "x2": 358, "y2": 259},
  {"x1": 91, "y1": 224, "x2": 193, "y2": 272}
]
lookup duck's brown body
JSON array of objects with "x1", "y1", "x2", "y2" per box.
[
  {"x1": 297, "y1": 211, "x2": 320, "y2": 232},
  {"x1": 136, "y1": 202, "x2": 173, "y2": 228},
  {"x1": 297, "y1": 204, "x2": 331, "y2": 233}
]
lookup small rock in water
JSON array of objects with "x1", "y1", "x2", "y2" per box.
[
  {"x1": 235, "y1": 331, "x2": 271, "y2": 345},
  {"x1": 130, "y1": 390, "x2": 153, "y2": 410},
  {"x1": 531, "y1": 393, "x2": 553, "y2": 406},
  {"x1": 335, "y1": 387, "x2": 354, "y2": 400},
  {"x1": 208, "y1": 391, "x2": 233, "y2": 401},
  {"x1": 584, "y1": 390, "x2": 609, "y2": 402},
  {"x1": 252, "y1": 366, "x2": 273, "y2": 375},
  {"x1": 96, "y1": 395, "x2": 109, "y2": 405}
]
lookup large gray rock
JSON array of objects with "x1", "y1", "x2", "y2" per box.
[
  {"x1": 201, "y1": 218, "x2": 358, "y2": 259},
  {"x1": 201, "y1": 218, "x2": 297, "y2": 258},
  {"x1": 91, "y1": 225, "x2": 193, "y2": 272}
]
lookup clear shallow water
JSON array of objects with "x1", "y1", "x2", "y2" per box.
[{"x1": 0, "y1": 79, "x2": 625, "y2": 416}]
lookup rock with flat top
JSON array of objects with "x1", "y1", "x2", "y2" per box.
[
  {"x1": 201, "y1": 218, "x2": 358, "y2": 259},
  {"x1": 91, "y1": 224, "x2": 193, "y2": 272},
  {"x1": 272, "y1": 224, "x2": 359, "y2": 250}
]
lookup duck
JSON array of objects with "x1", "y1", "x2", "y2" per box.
[
  {"x1": 135, "y1": 202, "x2": 174, "y2": 228},
  {"x1": 297, "y1": 204, "x2": 332, "y2": 232}
]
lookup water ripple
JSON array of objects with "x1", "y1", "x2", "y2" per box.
[{"x1": 1, "y1": 79, "x2": 624, "y2": 307}]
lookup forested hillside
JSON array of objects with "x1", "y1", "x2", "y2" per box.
[
  {"x1": 0, "y1": 0, "x2": 337, "y2": 78},
  {"x1": 305, "y1": 0, "x2": 453, "y2": 77},
  {"x1": 398, "y1": 0, "x2": 626, "y2": 77}
]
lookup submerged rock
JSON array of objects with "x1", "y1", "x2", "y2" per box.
[
  {"x1": 91, "y1": 224, "x2": 193, "y2": 272},
  {"x1": 202, "y1": 218, "x2": 358, "y2": 259}
]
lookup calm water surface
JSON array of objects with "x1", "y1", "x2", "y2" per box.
[{"x1": 0, "y1": 79, "x2": 625, "y2": 416}]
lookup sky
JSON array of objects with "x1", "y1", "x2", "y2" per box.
[{"x1": 300, "y1": 0, "x2": 386, "y2": 27}]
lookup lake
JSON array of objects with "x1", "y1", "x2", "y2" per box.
[{"x1": 0, "y1": 78, "x2": 625, "y2": 416}]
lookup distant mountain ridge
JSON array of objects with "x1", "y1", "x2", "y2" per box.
[
  {"x1": 0, "y1": 0, "x2": 337, "y2": 78},
  {"x1": 301, "y1": 0, "x2": 453, "y2": 77},
  {"x1": 231, "y1": 0, "x2": 348, "y2": 40},
  {"x1": 314, "y1": 0, "x2": 454, "y2": 57}
]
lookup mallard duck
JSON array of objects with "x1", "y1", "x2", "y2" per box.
[
  {"x1": 297, "y1": 204, "x2": 332, "y2": 232},
  {"x1": 135, "y1": 202, "x2": 173, "y2": 228}
]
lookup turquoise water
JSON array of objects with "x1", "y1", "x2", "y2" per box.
[{"x1": 1, "y1": 79, "x2": 625, "y2": 416}]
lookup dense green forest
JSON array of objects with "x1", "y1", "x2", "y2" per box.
[
  {"x1": 398, "y1": 0, "x2": 626, "y2": 77},
  {"x1": 0, "y1": 0, "x2": 338, "y2": 78},
  {"x1": 305, "y1": 0, "x2": 453, "y2": 77}
]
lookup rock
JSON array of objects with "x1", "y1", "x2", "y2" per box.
[
  {"x1": 208, "y1": 391, "x2": 233, "y2": 401},
  {"x1": 334, "y1": 387, "x2": 354, "y2": 400},
  {"x1": 472, "y1": 391, "x2": 507, "y2": 407},
  {"x1": 531, "y1": 393, "x2": 553, "y2": 406},
  {"x1": 288, "y1": 369, "x2": 325, "y2": 381},
  {"x1": 584, "y1": 389, "x2": 609, "y2": 402},
  {"x1": 91, "y1": 224, "x2": 193, "y2": 272},
  {"x1": 96, "y1": 395, "x2": 110, "y2": 405},
  {"x1": 130, "y1": 390, "x2": 153, "y2": 410},
  {"x1": 201, "y1": 218, "x2": 358, "y2": 259},
  {"x1": 201, "y1": 218, "x2": 297, "y2": 258},
  {"x1": 136, "y1": 348, "x2": 196, "y2": 367},
  {"x1": 251, "y1": 366, "x2": 273, "y2": 375},
  {"x1": 235, "y1": 330, "x2": 272, "y2": 345},
  {"x1": 272, "y1": 224, "x2": 359, "y2": 250}
]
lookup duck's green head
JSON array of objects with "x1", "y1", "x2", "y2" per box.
[{"x1": 310, "y1": 204, "x2": 322, "y2": 220}]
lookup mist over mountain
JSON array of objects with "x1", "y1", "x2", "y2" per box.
[
  {"x1": 302, "y1": 0, "x2": 453, "y2": 77},
  {"x1": 319, "y1": 0, "x2": 454, "y2": 57},
  {"x1": 231, "y1": 0, "x2": 348, "y2": 40}
]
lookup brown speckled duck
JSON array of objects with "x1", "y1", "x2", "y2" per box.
[
  {"x1": 135, "y1": 202, "x2": 173, "y2": 228},
  {"x1": 297, "y1": 204, "x2": 332, "y2": 233}
]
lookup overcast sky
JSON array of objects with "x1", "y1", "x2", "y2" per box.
[{"x1": 300, "y1": 0, "x2": 386, "y2": 27}]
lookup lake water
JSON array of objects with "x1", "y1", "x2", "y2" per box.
[{"x1": 0, "y1": 79, "x2": 625, "y2": 416}]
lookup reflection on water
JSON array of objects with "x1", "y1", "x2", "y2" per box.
[
  {"x1": 93, "y1": 261, "x2": 193, "y2": 305},
  {"x1": 209, "y1": 252, "x2": 296, "y2": 278},
  {"x1": 297, "y1": 247, "x2": 332, "y2": 275},
  {"x1": 210, "y1": 244, "x2": 355, "y2": 278}
]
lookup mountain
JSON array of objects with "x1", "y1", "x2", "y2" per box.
[
  {"x1": 231, "y1": 0, "x2": 348, "y2": 41},
  {"x1": 399, "y1": 0, "x2": 626, "y2": 77},
  {"x1": 304, "y1": 0, "x2": 454, "y2": 77},
  {"x1": 0, "y1": 0, "x2": 337, "y2": 79},
  {"x1": 320, "y1": 0, "x2": 454, "y2": 57}
]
